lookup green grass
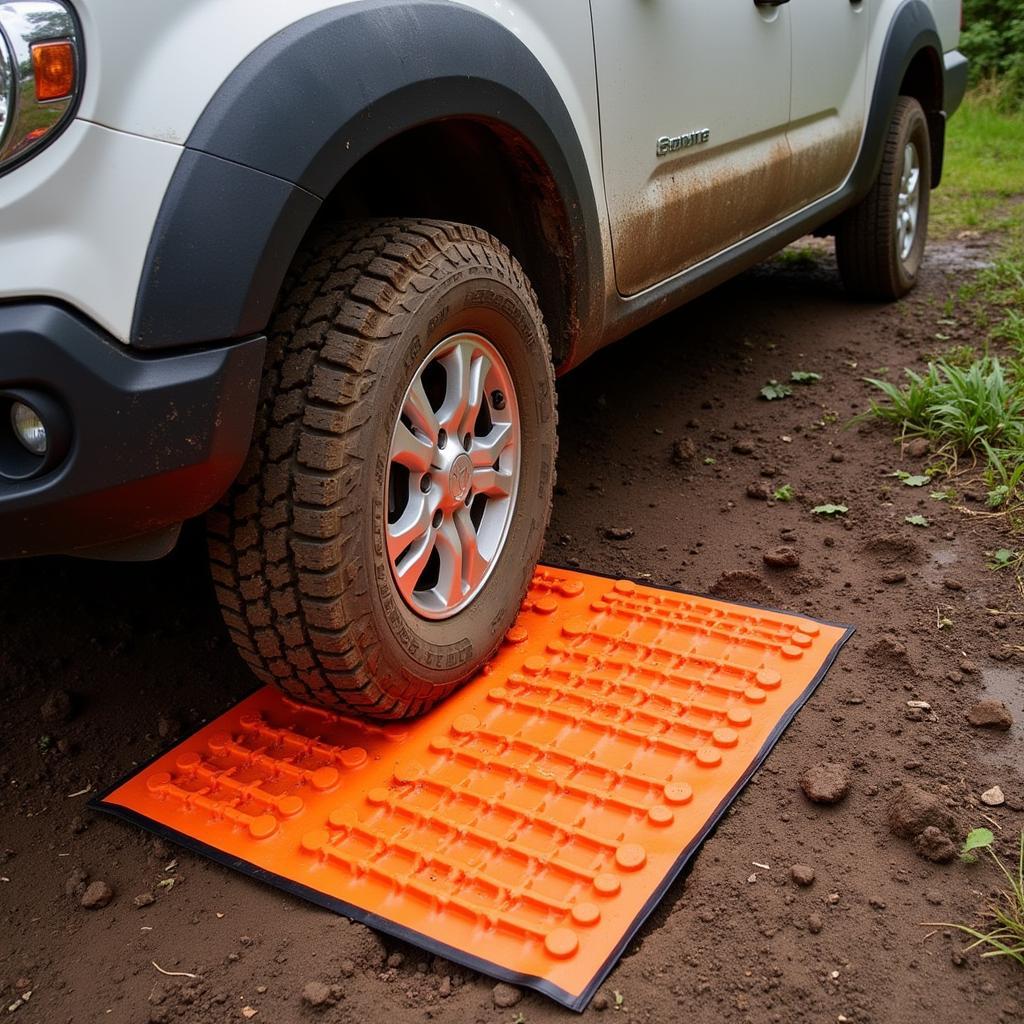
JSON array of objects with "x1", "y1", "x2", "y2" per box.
[
  {"x1": 932, "y1": 85, "x2": 1024, "y2": 236},
  {"x1": 930, "y1": 828, "x2": 1024, "y2": 969},
  {"x1": 863, "y1": 86, "x2": 1024, "y2": 524}
]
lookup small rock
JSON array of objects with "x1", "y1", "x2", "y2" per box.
[
  {"x1": 41, "y1": 688, "x2": 74, "y2": 724},
  {"x1": 887, "y1": 783, "x2": 956, "y2": 839},
  {"x1": 925, "y1": 890, "x2": 943, "y2": 905},
  {"x1": 943, "y1": 578, "x2": 965, "y2": 592},
  {"x1": 386, "y1": 952, "x2": 404, "y2": 969},
  {"x1": 492, "y1": 982, "x2": 523, "y2": 1009},
  {"x1": 592, "y1": 993, "x2": 610, "y2": 1011},
  {"x1": 134, "y1": 892, "x2": 156, "y2": 908},
  {"x1": 981, "y1": 785, "x2": 1005, "y2": 807},
  {"x1": 799, "y1": 763, "x2": 850, "y2": 804},
  {"x1": 790, "y1": 864, "x2": 815, "y2": 887},
  {"x1": 760, "y1": 466, "x2": 778, "y2": 478},
  {"x1": 869, "y1": 897, "x2": 887, "y2": 910},
  {"x1": 958, "y1": 659, "x2": 979, "y2": 676},
  {"x1": 830, "y1": 451, "x2": 845, "y2": 463},
  {"x1": 913, "y1": 826, "x2": 957, "y2": 864},
  {"x1": 339, "y1": 959, "x2": 355, "y2": 978},
  {"x1": 807, "y1": 913, "x2": 823, "y2": 934},
  {"x1": 604, "y1": 527, "x2": 634, "y2": 541},
  {"x1": 966, "y1": 700, "x2": 1013, "y2": 731},
  {"x1": 80, "y1": 880, "x2": 114, "y2": 909},
  {"x1": 438, "y1": 976, "x2": 451, "y2": 998},
  {"x1": 905, "y1": 438, "x2": 930, "y2": 458},
  {"x1": 671, "y1": 439, "x2": 696, "y2": 465},
  {"x1": 746, "y1": 481, "x2": 770, "y2": 501},
  {"x1": 763, "y1": 546, "x2": 800, "y2": 569},
  {"x1": 732, "y1": 439, "x2": 755, "y2": 456},
  {"x1": 301, "y1": 981, "x2": 333, "y2": 1009},
  {"x1": 881, "y1": 571, "x2": 906, "y2": 584}
]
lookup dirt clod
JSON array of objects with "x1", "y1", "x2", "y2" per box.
[
  {"x1": 133, "y1": 892, "x2": 156, "y2": 908},
  {"x1": 799, "y1": 763, "x2": 850, "y2": 804},
  {"x1": 763, "y1": 546, "x2": 800, "y2": 568},
  {"x1": 301, "y1": 981, "x2": 334, "y2": 1009},
  {"x1": 732, "y1": 439, "x2": 755, "y2": 455},
  {"x1": 592, "y1": 993, "x2": 610, "y2": 1011},
  {"x1": 913, "y1": 826, "x2": 957, "y2": 864},
  {"x1": 671, "y1": 438, "x2": 696, "y2": 465},
  {"x1": 746, "y1": 481, "x2": 770, "y2": 500},
  {"x1": 604, "y1": 526, "x2": 635, "y2": 541},
  {"x1": 80, "y1": 880, "x2": 113, "y2": 909},
  {"x1": 887, "y1": 783, "x2": 956, "y2": 839},
  {"x1": 708, "y1": 570, "x2": 775, "y2": 604},
  {"x1": 790, "y1": 864, "x2": 815, "y2": 887},
  {"x1": 41, "y1": 688, "x2": 74, "y2": 724},
  {"x1": 64, "y1": 866, "x2": 88, "y2": 897},
  {"x1": 905, "y1": 438, "x2": 930, "y2": 458},
  {"x1": 807, "y1": 913, "x2": 823, "y2": 935},
  {"x1": 492, "y1": 982, "x2": 523, "y2": 1009},
  {"x1": 966, "y1": 700, "x2": 1013, "y2": 730}
]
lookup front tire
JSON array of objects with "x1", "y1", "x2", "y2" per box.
[
  {"x1": 209, "y1": 219, "x2": 557, "y2": 718},
  {"x1": 835, "y1": 96, "x2": 931, "y2": 300}
]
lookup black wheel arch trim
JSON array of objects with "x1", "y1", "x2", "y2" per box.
[{"x1": 130, "y1": 0, "x2": 602, "y2": 356}]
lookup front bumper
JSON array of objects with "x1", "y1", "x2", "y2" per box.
[{"x1": 0, "y1": 302, "x2": 265, "y2": 558}]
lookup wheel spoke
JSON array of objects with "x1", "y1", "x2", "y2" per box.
[
  {"x1": 387, "y1": 492, "x2": 433, "y2": 562},
  {"x1": 404, "y1": 378, "x2": 440, "y2": 442},
  {"x1": 462, "y1": 351, "x2": 492, "y2": 437},
  {"x1": 392, "y1": 526, "x2": 436, "y2": 599},
  {"x1": 432, "y1": 516, "x2": 465, "y2": 607},
  {"x1": 472, "y1": 465, "x2": 513, "y2": 498},
  {"x1": 437, "y1": 342, "x2": 473, "y2": 435},
  {"x1": 389, "y1": 420, "x2": 435, "y2": 473},
  {"x1": 455, "y1": 506, "x2": 489, "y2": 589},
  {"x1": 470, "y1": 420, "x2": 513, "y2": 467}
]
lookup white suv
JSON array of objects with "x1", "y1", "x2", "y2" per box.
[{"x1": 0, "y1": 0, "x2": 967, "y2": 716}]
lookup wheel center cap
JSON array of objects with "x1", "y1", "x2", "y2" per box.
[{"x1": 448, "y1": 453, "x2": 473, "y2": 503}]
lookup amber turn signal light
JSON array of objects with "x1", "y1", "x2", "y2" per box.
[{"x1": 31, "y1": 41, "x2": 75, "y2": 101}]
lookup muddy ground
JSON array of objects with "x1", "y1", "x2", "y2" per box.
[{"x1": 2, "y1": 234, "x2": 1023, "y2": 1024}]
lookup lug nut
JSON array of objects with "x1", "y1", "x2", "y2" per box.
[{"x1": 490, "y1": 390, "x2": 506, "y2": 410}]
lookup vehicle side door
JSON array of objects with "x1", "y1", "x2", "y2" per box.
[
  {"x1": 590, "y1": 0, "x2": 792, "y2": 296},
  {"x1": 787, "y1": 0, "x2": 869, "y2": 207}
]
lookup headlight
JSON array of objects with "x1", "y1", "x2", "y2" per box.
[{"x1": 0, "y1": 1, "x2": 81, "y2": 173}]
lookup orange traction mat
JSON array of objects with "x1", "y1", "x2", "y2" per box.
[{"x1": 96, "y1": 567, "x2": 851, "y2": 1010}]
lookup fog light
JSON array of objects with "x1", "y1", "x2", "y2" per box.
[{"x1": 11, "y1": 401, "x2": 47, "y2": 456}]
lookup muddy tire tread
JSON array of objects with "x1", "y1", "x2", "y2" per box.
[{"x1": 209, "y1": 218, "x2": 552, "y2": 717}]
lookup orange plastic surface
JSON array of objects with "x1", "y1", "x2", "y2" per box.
[{"x1": 98, "y1": 568, "x2": 850, "y2": 1009}]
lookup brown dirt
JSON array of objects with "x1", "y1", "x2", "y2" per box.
[{"x1": 2, "y1": 236, "x2": 1023, "y2": 1023}]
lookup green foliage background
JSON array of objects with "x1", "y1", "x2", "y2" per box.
[{"x1": 961, "y1": 0, "x2": 1024, "y2": 100}]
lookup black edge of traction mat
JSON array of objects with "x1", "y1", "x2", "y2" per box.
[{"x1": 91, "y1": 570, "x2": 855, "y2": 1012}]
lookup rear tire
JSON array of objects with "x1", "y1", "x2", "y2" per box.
[
  {"x1": 209, "y1": 218, "x2": 557, "y2": 718},
  {"x1": 835, "y1": 96, "x2": 931, "y2": 300}
]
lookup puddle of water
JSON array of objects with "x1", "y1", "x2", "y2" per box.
[
  {"x1": 926, "y1": 241, "x2": 995, "y2": 274},
  {"x1": 981, "y1": 667, "x2": 1023, "y2": 710},
  {"x1": 976, "y1": 666, "x2": 1024, "y2": 768}
]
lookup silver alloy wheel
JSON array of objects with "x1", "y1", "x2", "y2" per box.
[
  {"x1": 385, "y1": 332, "x2": 520, "y2": 620},
  {"x1": 896, "y1": 140, "x2": 921, "y2": 262}
]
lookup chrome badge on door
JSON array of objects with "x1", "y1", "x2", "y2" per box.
[{"x1": 656, "y1": 129, "x2": 710, "y2": 157}]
